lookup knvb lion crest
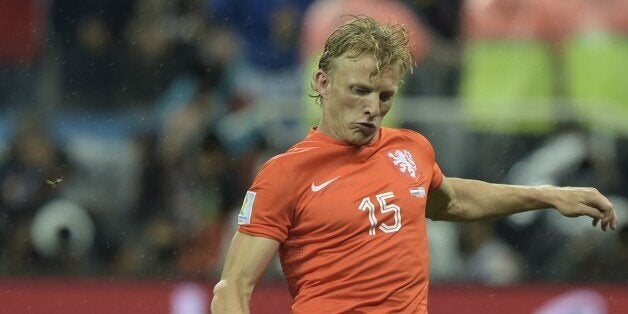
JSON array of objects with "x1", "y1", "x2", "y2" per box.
[{"x1": 387, "y1": 149, "x2": 418, "y2": 178}]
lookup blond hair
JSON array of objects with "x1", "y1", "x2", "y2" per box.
[{"x1": 310, "y1": 15, "x2": 414, "y2": 106}]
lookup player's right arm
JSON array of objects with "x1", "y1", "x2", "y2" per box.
[{"x1": 211, "y1": 231, "x2": 280, "y2": 314}]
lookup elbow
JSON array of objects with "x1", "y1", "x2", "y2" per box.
[
  {"x1": 211, "y1": 279, "x2": 247, "y2": 314},
  {"x1": 451, "y1": 200, "x2": 486, "y2": 221},
  {"x1": 213, "y1": 277, "x2": 254, "y2": 296},
  {"x1": 435, "y1": 200, "x2": 475, "y2": 222},
  {"x1": 212, "y1": 279, "x2": 229, "y2": 297},
  {"x1": 211, "y1": 280, "x2": 229, "y2": 313},
  {"x1": 212, "y1": 278, "x2": 252, "y2": 298},
  {"x1": 211, "y1": 278, "x2": 255, "y2": 313}
]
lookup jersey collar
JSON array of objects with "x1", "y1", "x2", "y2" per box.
[{"x1": 306, "y1": 126, "x2": 384, "y2": 160}]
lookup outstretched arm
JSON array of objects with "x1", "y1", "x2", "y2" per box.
[
  {"x1": 426, "y1": 177, "x2": 618, "y2": 231},
  {"x1": 211, "y1": 231, "x2": 280, "y2": 314}
]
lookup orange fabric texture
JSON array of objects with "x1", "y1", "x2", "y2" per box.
[{"x1": 238, "y1": 127, "x2": 443, "y2": 313}]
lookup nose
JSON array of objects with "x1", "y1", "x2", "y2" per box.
[{"x1": 363, "y1": 95, "x2": 380, "y2": 118}]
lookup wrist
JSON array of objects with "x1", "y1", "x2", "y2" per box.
[{"x1": 533, "y1": 185, "x2": 559, "y2": 209}]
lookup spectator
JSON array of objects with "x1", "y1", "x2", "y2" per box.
[
  {"x1": 0, "y1": 114, "x2": 73, "y2": 273},
  {"x1": 168, "y1": 131, "x2": 239, "y2": 277},
  {"x1": 50, "y1": 0, "x2": 135, "y2": 108},
  {"x1": 119, "y1": 0, "x2": 199, "y2": 106},
  {"x1": 207, "y1": 0, "x2": 312, "y2": 72},
  {"x1": 204, "y1": 0, "x2": 313, "y2": 102}
]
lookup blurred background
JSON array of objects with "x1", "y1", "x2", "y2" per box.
[{"x1": 1, "y1": 0, "x2": 627, "y2": 313}]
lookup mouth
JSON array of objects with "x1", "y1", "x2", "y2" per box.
[{"x1": 354, "y1": 122, "x2": 377, "y2": 134}]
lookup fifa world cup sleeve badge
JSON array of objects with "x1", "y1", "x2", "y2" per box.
[{"x1": 238, "y1": 191, "x2": 256, "y2": 225}]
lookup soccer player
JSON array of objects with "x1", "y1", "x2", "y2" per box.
[{"x1": 211, "y1": 16, "x2": 618, "y2": 313}]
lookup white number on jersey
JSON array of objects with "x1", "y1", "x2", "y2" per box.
[{"x1": 358, "y1": 192, "x2": 401, "y2": 235}]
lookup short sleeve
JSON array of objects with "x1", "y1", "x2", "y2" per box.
[
  {"x1": 237, "y1": 157, "x2": 295, "y2": 243},
  {"x1": 407, "y1": 129, "x2": 445, "y2": 192},
  {"x1": 430, "y1": 163, "x2": 444, "y2": 191}
]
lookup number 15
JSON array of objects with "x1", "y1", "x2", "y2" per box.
[{"x1": 358, "y1": 192, "x2": 401, "y2": 235}]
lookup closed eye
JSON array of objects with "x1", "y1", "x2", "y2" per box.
[{"x1": 352, "y1": 86, "x2": 371, "y2": 95}]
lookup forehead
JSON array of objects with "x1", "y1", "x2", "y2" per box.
[{"x1": 331, "y1": 53, "x2": 401, "y2": 84}]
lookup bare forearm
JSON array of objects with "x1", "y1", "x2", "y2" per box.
[
  {"x1": 211, "y1": 280, "x2": 252, "y2": 314},
  {"x1": 211, "y1": 232, "x2": 281, "y2": 313},
  {"x1": 446, "y1": 178, "x2": 558, "y2": 221},
  {"x1": 429, "y1": 177, "x2": 616, "y2": 230}
]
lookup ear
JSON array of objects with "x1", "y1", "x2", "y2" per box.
[{"x1": 314, "y1": 70, "x2": 330, "y2": 100}]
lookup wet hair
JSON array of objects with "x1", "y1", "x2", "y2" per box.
[{"x1": 310, "y1": 15, "x2": 414, "y2": 106}]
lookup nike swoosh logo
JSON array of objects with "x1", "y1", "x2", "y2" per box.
[{"x1": 311, "y1": 176, "x2": 340, "y2": 192}]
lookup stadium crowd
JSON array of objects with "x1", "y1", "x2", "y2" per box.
[{"x1": 0, "y1": 0, "x2": 627, "y2": 285}]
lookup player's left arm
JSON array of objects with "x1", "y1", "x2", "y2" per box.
[{"x1": 426, "y1": 177, "x2": 618, "y2": 231}]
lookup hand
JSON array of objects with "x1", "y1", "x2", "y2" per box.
[{"x1": 552, "y1": 187, "x2": 617, "y2": 231}]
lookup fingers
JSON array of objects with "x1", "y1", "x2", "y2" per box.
[
  {"x1": 559, "y1": 187, "x2": 618, "y2": 232},
  {"x1": 581, "y1": 188, "x2": 617, "y2": 231},
  {"x1": 612, "y1": 210, "x2": 618, "y2": 230},
  {"x1": 577, "y1": 203, "x2": 613, "y2": 231},
  {"x1": 595, "y1": 205, "x2": 616, "y2": 231},
  {"x1": 609, "y1": 207, "x2": 617, "y2": 230},
  {"x1": 597, "y1": 201, "x2": 617, "y2": 231},
  {"x1": 588, "y1": 205, "x2": 611, "y2": 231},
  {"x1": 584, "y1": 189, "x2": 614, "y2": 213}
]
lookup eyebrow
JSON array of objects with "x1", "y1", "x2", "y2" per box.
[{"x1": 351, "y1": 83, "x2": 372, "y2": 89}]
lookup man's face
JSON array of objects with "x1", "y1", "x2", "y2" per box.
[{"x1": 315, "y1": 53, "x2": 401, "y2": 146}]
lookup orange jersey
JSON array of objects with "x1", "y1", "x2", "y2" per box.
[{"x1": 238, "y1": 127, "x2": 444, "y2": 313}]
